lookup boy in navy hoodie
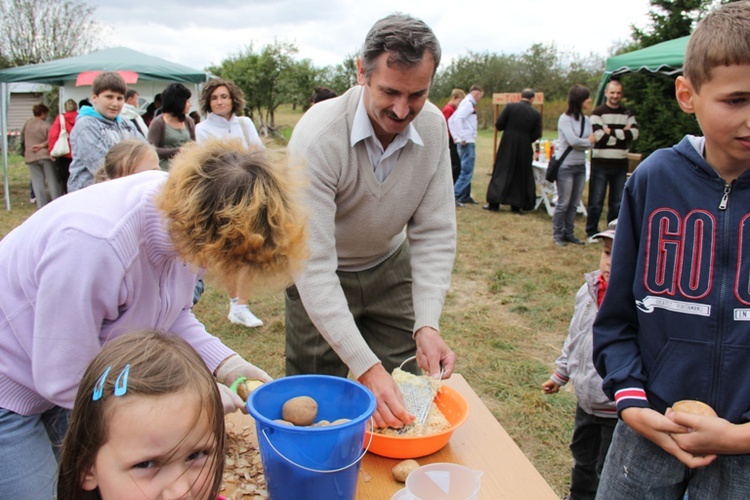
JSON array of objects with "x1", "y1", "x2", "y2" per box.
[
  {"x1": 593, "y1": 2, "x2": 750, "y2": 498},
  {"x1": 67, "y1": 72, "x2": 144, "y2": 192}
]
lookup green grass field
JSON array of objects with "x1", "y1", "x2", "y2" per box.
[{"x1": 1, "y1": 104, "x2": 607, "y2": 496}]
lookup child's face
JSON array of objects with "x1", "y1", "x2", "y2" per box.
[
  {"x1": 600, "y1": 238, "x2": 613, "y2": 283},
  {"x1": 83, "y1": 391, "x2": 218, "y2": 500},
  {"x1": 676, "y1": 64, "x2": 750, "y2": 179},
  {"x1": 91, "y1": 90, "x2": 125, "y2": 120}
]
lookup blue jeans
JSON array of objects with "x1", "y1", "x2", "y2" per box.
[
  {"x1": 552, "y1": 163, "x2": 586, "y2": 240},
  {"x1": 0, "y1": 406, "x2": 70, "y2": 499},
  {"x1": 585, "y1": 166, "x2": 627, "y2": 237},
  {"x1": 453, "y1": 142, "x2": 476, "y2": 202},
  {"x1": 596, "y1": 421, "x2": 750, "y2": 499},
  {"x1": 568, "y1": 405, "x2": 617, "y2": 500}
]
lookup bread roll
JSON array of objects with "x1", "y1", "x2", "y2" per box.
[{"x1": 672, "y1": 400, "x2": 717, "y2": 417}]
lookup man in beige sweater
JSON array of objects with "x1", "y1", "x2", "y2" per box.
[{"x1": 286, "y1": 13, "x2": 457, "y2": 429}]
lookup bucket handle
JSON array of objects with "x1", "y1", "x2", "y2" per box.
[{"x1": 260, "y1": 417, "x2": 375, "y2": 474}]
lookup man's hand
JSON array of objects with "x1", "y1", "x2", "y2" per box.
[
  {"x1": 542, "y1": 379, "x2": 560, "y2": 394},
  {"x1": 358, "y1": 363, "x2": 414, "y2": 429},
  {"x1": 621, "y1": 407, "x2": 717, "y2": 468},
  {"x1": 667, "y1": 408, "x2": 749, "y2": 455},
  {"x1": 414, "y1": 326, "x2": 456, "y2": 379},
  {"x1": 604, "y1": 126, "x2": 612, "y2": 135}
]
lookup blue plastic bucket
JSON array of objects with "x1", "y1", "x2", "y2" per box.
[{"x1": 247, "y1": 375, "x2": 376, "y2": 500}]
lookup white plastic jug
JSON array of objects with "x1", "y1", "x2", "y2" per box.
[{"x1": 394, "y1": 463, "x2": 483, "y2": 500}]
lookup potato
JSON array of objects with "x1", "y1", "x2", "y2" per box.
[
  {"x1": 282, "y1": 396, "x2": 318, "y2": 426},
  {"x1": 392, "y1": 459, "x2": 420, "y2": 483},
  {"x1": 330, "y1": 418, "x2": 351, "y2": 426},
  {"x1": 273, "y1": 419, "x2": 294, "y2": 426},
  {"x1": 672, "y1": 400, "x2": 717, "y2": 417},
  {"x1": 236, "y1": 379, "x2": 264, "y2": 402}
]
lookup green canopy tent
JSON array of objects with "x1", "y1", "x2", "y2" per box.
[
  {"x1": 595, "y1": 35, "x2": 690, "y2": 105},
  {"x1": 0, "y1": 47, "x2": 211, "y2": 209}
]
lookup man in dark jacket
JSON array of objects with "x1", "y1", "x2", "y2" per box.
[{"x1": 484, "y1": 88, "x2": 542, "y2": 212}]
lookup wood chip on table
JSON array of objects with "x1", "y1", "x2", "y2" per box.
[{"x1": 222, "y1": 420, "x2": 267, "y2": 499}]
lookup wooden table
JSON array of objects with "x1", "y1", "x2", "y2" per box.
[{"x1": 225, "y1": 374, "x2": 557, "y2": 499}]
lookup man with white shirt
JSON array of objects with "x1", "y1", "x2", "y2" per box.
[
  {"x1": 286, "y1": 13, "x2": 457, "y2": 430},
  {"x1": 449, "y1": 85, "x2": 484, "y2": 206},
  {"x1": 120, "y1": 89, "x2": 149, "y2": 138}
]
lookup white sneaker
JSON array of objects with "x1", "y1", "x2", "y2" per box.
[{"x1": 228, "y1": 306, "x2": 263, "y2": 328}]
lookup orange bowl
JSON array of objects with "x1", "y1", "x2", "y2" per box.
[{"x1": 365, "y1": 385, "x2": 470, "y2": 459}]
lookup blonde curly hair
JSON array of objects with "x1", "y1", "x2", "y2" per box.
[{"x1": 156, "y1": 139, "x2": 308, "y2": 294}]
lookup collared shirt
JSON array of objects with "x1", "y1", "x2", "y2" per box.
[{"x1": 351, "y1": 90, "x2": 423, "y2": 182}]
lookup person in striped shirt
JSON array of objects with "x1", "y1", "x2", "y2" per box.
[{"x1": 585, "y1": 80, "x2": 638, "y2": 242}]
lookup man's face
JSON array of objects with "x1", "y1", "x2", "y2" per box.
[
  {"x1": 126, "y1": 92, "x2": 139, "y2": 106},
  {"x1": 605, "y1": 83, "x2": 623, "y2": 108},
  {"x1": 676, "y1": 64, "x2": 750, "y2": 178},
  {"x1": 357, "y1": 52, "x2": 434, "y2": 147},
  {"x1": 91, "y1": 90, "x2": 125, "y2": 120}
]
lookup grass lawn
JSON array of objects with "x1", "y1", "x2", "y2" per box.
[{"x1": 1, "y1": 104, "x2": 607, "y2": 497}]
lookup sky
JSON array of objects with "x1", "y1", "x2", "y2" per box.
[{"x1": 93, "y1": 0, "x2": 653, "y2": 72}]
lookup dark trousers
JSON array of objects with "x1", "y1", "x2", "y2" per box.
[
  {"x1": 55, "y1": 157, "x2": 72, "y2": 195},
  {"x1": 284, "y1": 242, "x2": 417, "y2": 377},
  {"x1": 449, "y1": 137, "x2": 460, "y2": 184},
  {"x1": 585, "y1": 167, "x2": 627, "y2": 237},
  {"x1": 568, "y1": 405, "x2": 617, "y2": 500}
]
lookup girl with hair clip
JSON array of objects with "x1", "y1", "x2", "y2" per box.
[
  {"x1": 94, "y1": 139, "x2": 160, "y2": 183},
  {"x1": 0, "y1": 140, "x2": 308, "y2": 498},
  {"x1": 195, "y1": 78, "x2": 265, "y2": 328},
  {"x1": 58, "y1": 329, "x2": 228, "y2": 500}
]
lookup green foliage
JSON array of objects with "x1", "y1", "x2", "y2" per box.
[
  {"x1": 316, "y1": 51, "x2": 358, "y2": 97},
  {"x1": 623, "y1": 0, "x2": 715, "y2": 155},
  {"x1": 622, "y1": 73, "x2": 701, "y2": 155},
  {"x1": 432, "y1": 43, "x2": 604, "y2": 103}
]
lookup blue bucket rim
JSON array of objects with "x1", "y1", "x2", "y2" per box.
[{"x1": 246, "y1": 374, "x2": 376, "y2": 431}]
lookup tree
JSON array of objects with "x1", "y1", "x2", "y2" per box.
[
  {"x1": 0, "y1": 0, "x2": 100, "y2": 67},
  {"x1": 318, "y1": 52, "x2": 358, "y2": 96},
  {"x1": 624, "y1": 0, "x2": 716, "y2": 155}
]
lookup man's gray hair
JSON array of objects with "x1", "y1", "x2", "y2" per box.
[
  {"x1": 361, "y1": 13, "x2": 441, "y2": 82},
  {"x1": 521, "y1": 88, "x2": 535, "y2": 99}
]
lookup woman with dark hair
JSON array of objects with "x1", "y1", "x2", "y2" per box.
[
  {"x1": 195, "y1": 78, "x2": 265, "y2": 328},
  {"x1": 148, "y1": 83, "x2": 196, "y2": 170},
  {"x1": 552, "y1": 84, "x2": 595, "y2": 246},
  {"x1": 22, "y1": 103, "x2": 63, "y2": 208}
]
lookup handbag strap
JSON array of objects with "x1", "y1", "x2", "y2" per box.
[
  {"x1": 59, "y1": 114, "x2": 68, "y2": 137},
  {"x1": 557, "y1": 115, "x2": 586, "y2": 164},
  {"x1": 239, "y1": 117, "x2": 253, "y2": 150}
]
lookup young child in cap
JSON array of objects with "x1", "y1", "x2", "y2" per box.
[{"x1": 543, "y1": 219, "x2": 618, "y2": 500}]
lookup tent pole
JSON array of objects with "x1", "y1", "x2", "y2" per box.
[
  {"x1": 1, "y1": 82, "x2": 10, "y2": 210},
  {"x1": 595, "y1": 73, "x2": 612, "y2": 107}
]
